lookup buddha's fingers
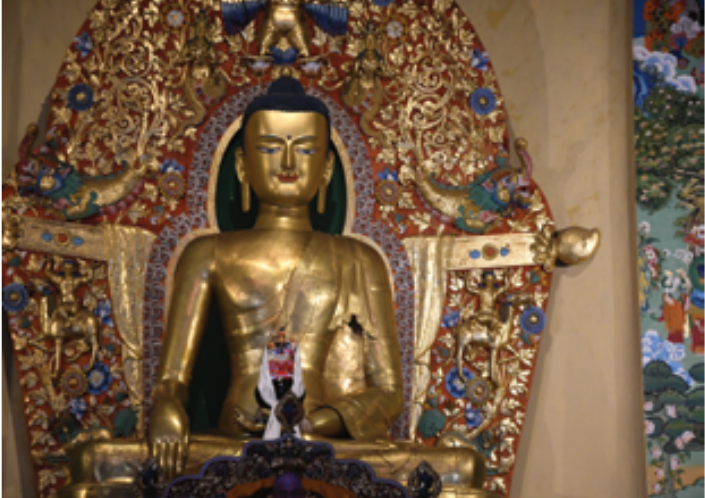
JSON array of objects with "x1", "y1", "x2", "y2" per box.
[
  {"x1": 153, "y1": 440, "x2": 165, "y2": 478},
  {"x1": 175, "y1": 438, "x2": 187, "y2": 476},
  {"x1": 165, "y1": 440, "x2": 178, "y2": 481}
]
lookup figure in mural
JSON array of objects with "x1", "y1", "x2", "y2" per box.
[
  {"x1": 58, "y1": 78, "x2": 491, "y2": 498},
  {"x1": 688, "y1": 255, "x2": 704, "y2": 354},
  {"x1": 657, "y1": 270, "x2": 691, "y2": 344}
]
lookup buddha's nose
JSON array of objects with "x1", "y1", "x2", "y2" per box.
[{"x1": 282, "y1": 145, "x2": 296, "y2": 172}]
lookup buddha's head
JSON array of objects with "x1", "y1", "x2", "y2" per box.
[{"x1": 236, "y1": 78, "x2": 335, "y2": 212}]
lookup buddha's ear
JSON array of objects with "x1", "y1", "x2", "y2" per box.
[
  {"x1": 235, "y1": 148, "x2": 247, "y2": 183},
  {"x1": 323, "y1": 150, "x2": 335, "y2": 186},
  {"x1": 235, "y1": 148, "x2": 250, "y2": 212}
]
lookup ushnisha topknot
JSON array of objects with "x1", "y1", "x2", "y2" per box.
[{"x1": 241, "y1": 77, "x2": 331, "y2": 143}]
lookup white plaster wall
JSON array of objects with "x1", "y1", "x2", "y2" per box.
[{"x1": 2, "y1": 1, "x2": 645, "y2": 497}]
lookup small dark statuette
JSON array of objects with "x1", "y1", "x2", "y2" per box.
[
  {"x1": 275, "y1": 390, "x2": 305, "y2": 435},
  {"x1": 132, "y1": 457, "x2": 165, "y2": 498},
  {"x1": 407, "y1": 461, "x2": 442, "y2": 498}
]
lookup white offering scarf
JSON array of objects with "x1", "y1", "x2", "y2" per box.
[{"x1": 259, "y1": 346, "x2": 305, "y2": 440}]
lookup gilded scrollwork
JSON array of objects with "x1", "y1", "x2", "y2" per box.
[
  {"x1": 421, "y1": 265, "x2": 546, "y2": 492},
  {"x1": 172, "y1": 9, "x2": 231, "y2": 142}
]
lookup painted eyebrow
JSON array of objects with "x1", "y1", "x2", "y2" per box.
[
  {"x1": 292, "y1": 135, "x2": 317, "y2": 143},
  {"x1": 257, "y1": 134, "x2": 318, "y2": 143},
  {"x1": 257, "y1": 135, "x2": 286, "y2": 142}
]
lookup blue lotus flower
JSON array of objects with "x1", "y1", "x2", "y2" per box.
[
  {"x1": 67, "y1": 84, "x2": 94, "y2": 112},
  {"x1": 160, "y1": 158, "x2": 185, "y2": 174},
  {"x1": 68, "y1": 397, "x2": 88, "y2": 419},
  {"x1": 470, "y1": 88, "x2": 496, "y2": 116},
  {"x1": 86, "y1": 363, "x2": 113, "y2": 395},
  {"x1": 74, "y1": 32, "x2": 93, "y2": 58},
  {"x1": 442, "y1": 310, "x2": 460, "y2": 328},
  {"x1": 465, "y1": 404, "x2": 484, "y2": 428},
  {"x1": 2, "y1": 283, "x2": 29, "y2": 313},
  {"x1": 445, "y1": 366, "x2": 472, "y2": 399},
  {"x1": 271, "y1": 47, "x2": 298, "y2": 65},
  {"x1": 520, "y1": 306, "x2": 545, "y2": 334},
  {"x1": 94, "y1": 300, "x2": 114, "y2": 327},
  {"x1": 378, "y1": 168, "x2": 399, "y2": 182},
  {"x1": 470, "y1": 49, "x2": 489, "y2": 71}
]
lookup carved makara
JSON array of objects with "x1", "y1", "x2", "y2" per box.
[{"x1": 412, "y1": 141, "x2": 534, "y2": 234}]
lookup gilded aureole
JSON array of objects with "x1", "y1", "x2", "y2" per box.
[{"x1": 59, "y1": 79, "x2": 496, "y2": 498}]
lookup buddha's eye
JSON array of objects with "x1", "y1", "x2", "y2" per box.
[
  {"x1": 257, "y1": 146, "x2": 281, "y2": 154},
  {"x1": 296, "y1": 148, "x2": 317, "y2": 156}
]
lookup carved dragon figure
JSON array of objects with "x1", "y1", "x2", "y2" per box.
[
  {"x1": 413, "y1": 138, "x2": 534, "y2": 233},
  {"x1": 16, "y1": 125, "x2": 154, "y2": 219},
  {"x1": 172, "y1": 10, "x2": 230, "y2": 144}
]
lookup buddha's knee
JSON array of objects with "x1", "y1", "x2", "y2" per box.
[
  {"x1": 451, "y1": 446, "x2": 486, "y2": 489},
  {"x1": 65, "y1": 439, "x2": 147, "y2": 485},
  {"x1": 66, "y1": 440, "x2": 100, "y2": 484}
]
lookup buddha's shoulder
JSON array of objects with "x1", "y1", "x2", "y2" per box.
[
  {"x1": 188, "y1": 230, "x2": 314, "y2": 254},
  {"x1": 330, "y1": 235, "x2": 388, "y2": 271}
]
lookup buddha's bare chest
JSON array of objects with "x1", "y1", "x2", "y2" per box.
[{"x1": 213, "y1": 232, "x2": 312, "y2": 312}]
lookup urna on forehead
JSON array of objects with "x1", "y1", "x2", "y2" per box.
[{"x1": 242, "y1": 77, "x2": 331, "y2": 137}]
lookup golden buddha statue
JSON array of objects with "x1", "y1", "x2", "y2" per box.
[{"x1": 59, "y1": 78, "x2": 495, "y2": 498}]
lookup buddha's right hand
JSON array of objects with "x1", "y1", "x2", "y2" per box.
[{"x1": 148, "y1": 398, "x2": 189, "y2": 481}]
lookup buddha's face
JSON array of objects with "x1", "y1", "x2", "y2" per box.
[{"x1": 238, "y1": 111, "x2": 333, "y2": 207}]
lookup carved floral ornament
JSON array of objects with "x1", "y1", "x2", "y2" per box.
[{"x1": 1, "y1": 1, "x2": 598, "y2": 496}]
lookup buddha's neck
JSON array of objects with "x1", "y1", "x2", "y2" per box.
[{"x1": 254, "y1": 203, "x2": 313, "y2": 231}]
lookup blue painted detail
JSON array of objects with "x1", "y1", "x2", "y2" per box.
[
  {"x1": 520, "y1": 307, "x2": 546, "y2": 334},
  {"x1": 303, "y1": 2, "x2": 349, "y2": 36},
  {"x1": 42, "y1": 232, "x2": 53, "y2": 242},
  {"x1": 67, "y1": 84, "x2": 94, "y2": 112},
  {"x1": 470, "y1": 87, "x2": 497, "y2": 116},
  {"x1": 73, "y1": 236, "x2": 84, "y2": 246},
  {"x1": 500, "y1": 246, "x2": 510, "y2": 257},
  {"x1": 221, "y1": 0, "x2": 266, "y2": 35},
  {"x1": 271, "y1": 47, "x2": 298, "y2": 65},
  {"x1": 470, "y1": 250, "x2": 481, "y2": 259},
  {"x1": 2, "y1": 283, "x2": 29, "y2": 313}
]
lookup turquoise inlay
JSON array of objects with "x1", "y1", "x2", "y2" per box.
[
  {"x1": 41, "y1": 232, "x2": 52, "y2": 242},
  {"x1": 500, "y1": 246, "x2": 510, "y2": 257},
  {"x1": 73, "y1": 236, "x2": 84, "y2": 246},
  {"x1": 470, "y1": 250, "x2": 481, "y2": 259}
]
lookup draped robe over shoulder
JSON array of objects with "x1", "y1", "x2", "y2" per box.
[{"x1": 157, "y1": 231, "x2": 404, "y2": 441}]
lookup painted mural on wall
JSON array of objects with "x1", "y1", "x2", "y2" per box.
[{"x1": 634, "y1": 1, "x2": 704, "y2": 497}]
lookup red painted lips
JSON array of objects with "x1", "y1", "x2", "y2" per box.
[{"x1": 277, "y1": 174, "x2": 298, "y2": 183}]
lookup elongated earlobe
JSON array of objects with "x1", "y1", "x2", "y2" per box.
[
  {"x1": 318, "y1": 151, "x2": 335, "y2": 214},
  {"x1": 235, "y1": 148, "x2": 250, "y2": 212}
]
